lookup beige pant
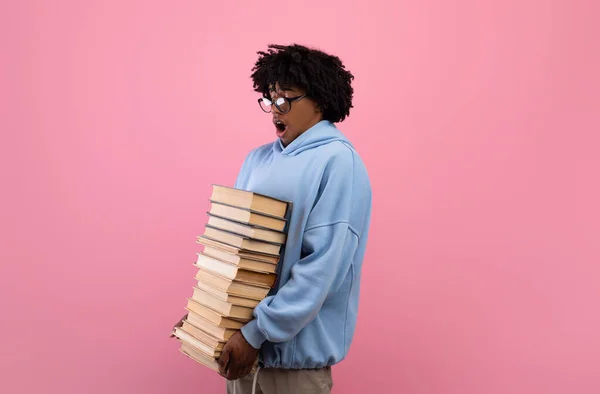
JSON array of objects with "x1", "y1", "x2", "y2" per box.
[{"x1": 226, "y1": 366, "x2": 333, "y2": 394}]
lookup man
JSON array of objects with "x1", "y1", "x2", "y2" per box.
[{"x1": 175, "y1": 44, "x2": 372, "y2": 394}]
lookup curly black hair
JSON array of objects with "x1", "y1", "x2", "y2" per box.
[{"x1": 250, "y1": 44, "x2": 355, "y2": 123}]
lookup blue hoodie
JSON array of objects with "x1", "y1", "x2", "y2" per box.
[{"x1": 234, "y1": 120, "x2": 372, "y2": 369}]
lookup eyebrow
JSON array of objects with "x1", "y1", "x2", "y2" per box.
[{"x1": 268, "y1": 89, "x2": 295, "y2": 99}]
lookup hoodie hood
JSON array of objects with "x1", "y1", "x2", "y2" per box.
[{"x1": 273, "y1": 120, "x2": 354, "y2": 156}]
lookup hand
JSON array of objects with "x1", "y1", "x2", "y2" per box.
[
  {"x1": 217, "y1": 330, "x2": 259, "y2": 380},
  {"x1": 169, "y1": 313, "x2": 187, "y2": 338}
]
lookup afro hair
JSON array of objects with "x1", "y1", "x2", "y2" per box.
[{"x1": 250, "y1": 44, "x2": 355, "y2": 123}]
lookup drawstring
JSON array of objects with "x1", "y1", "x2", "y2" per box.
[
  {"x1": 232, "y1": 365, "x2": 261, "y2": 394},
  {"x1": 252, "y1": 365, "x2": 261, "y2": 394}
]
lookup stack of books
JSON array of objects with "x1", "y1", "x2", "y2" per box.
[{"x1": 174, "y1": 184, "x2": 291, "y2": 372}]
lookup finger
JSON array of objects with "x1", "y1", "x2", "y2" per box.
[
  {"x1": 226, "y1": 369, "x2": 237, "y2": 381},
  {"x1": 218, "y1": 358, "x2": 228, "y2": 375},
  {"x1": 232, "y1": 361, "x2": 246, "y2": 381},
  {"x1": 225, "y1": 358, "x2": 238, "y2": 381},
  {"x1": 219, "y1": 350, "x2": 230, "y2": 371},
  {"x1": 217, "y1": 353, "x2": 230, "y2": 379},
  {"x1": 218, "y1": 348, "x2": 230, "y2": 374}
]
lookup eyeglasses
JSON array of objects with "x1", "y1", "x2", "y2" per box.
[{"x1": 258, "y1": 94, "x2": 307, "y2": 114}]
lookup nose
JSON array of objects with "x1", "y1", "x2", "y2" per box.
[{"x1": 271, "y1": 102, "x2": 283, "y2": 115}]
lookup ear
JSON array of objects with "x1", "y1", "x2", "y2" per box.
[{"x1": 311, "y1": 100, "x2": 322, "y2": 113}]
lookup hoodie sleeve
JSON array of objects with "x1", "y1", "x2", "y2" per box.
[
  {"x1": 233, "y1": 149, "x2": 254, "y2": 189},
  {"x1": 241, "y1": 151, "x2": 360, "y2": 349}
]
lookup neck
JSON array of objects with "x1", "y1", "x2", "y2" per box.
[
  {"x1": 306, "y1": 115, "x2": 324, "y2": 130},
  {"x1": 296, "y1": 115, "x2": 323, "y2": 138}
]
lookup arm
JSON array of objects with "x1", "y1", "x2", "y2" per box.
[
  {"x1": 233, "y1": 151, "x2": 251, "y2": 189},
  {"x1": 241, "y1": 222, "x2": 355, "y2": 348},
  {"x1": 241, "y1": 153, "x2": 357, "y2": 349}
]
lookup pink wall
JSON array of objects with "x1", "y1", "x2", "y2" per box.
[{"x1": 1, "y1": 1, "x2": 599, "y2": 393}]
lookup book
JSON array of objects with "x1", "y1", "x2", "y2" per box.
[
  {"x1": 185, "y1": 310, "x2": 239, "y2": 341},
  {"x1": 210, "y1": 184, "x2": 289, "y2": 218},
  {"x1": 199, "y1": 245, "x2": 277, "y2": 274},
  {"x1": 185, "y1": 297, "x2": 247, "y2": 328},
  {"x1": 209, "y1": 201, "x2": 287, "y2": 232},
  {"x1": 194, "y1": 269, "x2": 270, "y2": 301},
  {"x1": 174, "y1": 326, "x2": 222, "y2": 358},
  {"x1": 178, "y1": 339, "x2": 258, "y2": 373},
  {"x1": 196, "y1": 235, "x2": 280, "y2": 264},
  {"x1": 177, "y1": 184, "x2": 291, "y2": 375},
  {"x1": 190, "y1": 287, "x2": 256, "y2": 319},
  {"x1": 207, "y1": 214, "x2": 286, "y2": 244},
  {"x1": 194, "y1": 252, "x2": 277, "y2": 288},
  {"x1": 179, "y1": 340, "x2": 220, "y2": 372},
  {"x1": 203, "y1": 225, "x2": 282, "y2": 256},
  {"x1": 181, "y1": 321, "x2": 225, "y2": 350},
  {"x1": 195, "y1": 281, "x2": 261, "y2": 308}
]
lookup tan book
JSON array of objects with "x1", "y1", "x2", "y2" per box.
[
  {"x1": 207, "y1": 214, "x2": 286, "y2": 244},
  {"x1": 194, "y1": 282, "x2": 260, "y2": 309},
  {"x1": 209, "y1": 202, "x2": 287, "y2": 232},
  {"x1": 191, "y1": 287, "x2": 255, "y2": 319},
  {"x1": 197, "y1": 236, "x2": 280, "y2": 265},
  {"x1": 194, "y1": 252, "x2": 277, "y2": 289},
  {"x1": 186, "y1": 298, "x2": 247, "y2": 327},
  {"x1": 192, "y1": 283, "x2": 260, "y2": 310},
  {"x1": 203, "y1": 226, "x2": 282, "y2": 256},
  {"x1": 179, "y1": 339, "x2": 258, "y2": 374},
  {"x1": 210, "y1": 184, "x2": 289, "y2": 218},
  {"x1": 174, "y1": 326, "x2": 221, "y2": 358},
  {"x1": 181, "y1": 321, "x2": 225, "y2": 350},
  {"x1": 179, "y1": 340, "x2": 220, "y2": 371},
  {"x1": 195, "y1": 269, "x2": 270, "y2": 301},
  {"x1": 185, "y1": 311, "x2": 238, "y2": 341},
  {"x1": 201, "y1": 245, "x2": 277, "y2": 274}
]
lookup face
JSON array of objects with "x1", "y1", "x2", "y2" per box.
[{"x1": 267, "y1": 83, "x2": 322, "y2": 146}]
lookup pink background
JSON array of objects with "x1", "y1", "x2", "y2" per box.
[{"x1": 1, "y1": 1, "x2": 599, "y2": 393}]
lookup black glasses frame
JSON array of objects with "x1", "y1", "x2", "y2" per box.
[{"x1": 258, "y1": 94, "x2": 307, "y2": 114}]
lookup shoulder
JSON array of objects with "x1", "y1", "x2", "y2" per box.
[
  {"x1": 312, "y1": 142, "x2": 371, "y2": 205},
  {"x1": 314, "y1": 141, "x2": 353, "y2": 170},
  {"x1": 321, "y1": 141, "x2": 369, "y2": 180},
  {"x1": 253, "y1": 141, "x2": 274, "y2": 155},
  {"x1": 241, "y1": 141, "x2": 274, "y2": 164}
]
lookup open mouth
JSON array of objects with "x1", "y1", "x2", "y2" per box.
[{"x1": 274, "y1": 120, "x2": 287, "y2": 134}]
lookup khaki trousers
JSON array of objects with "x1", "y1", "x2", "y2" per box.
[{"x1": 226, "y1": 366, "x2": 333, "y2": 394}]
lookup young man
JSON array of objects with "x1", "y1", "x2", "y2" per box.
[{"x1": 175, "y1": 44, "x2": 372, "y2": 394}]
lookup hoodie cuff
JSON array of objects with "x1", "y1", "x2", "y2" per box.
[{"x1": 241, "y1": 319, "x2": 267, "y2": 350}]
